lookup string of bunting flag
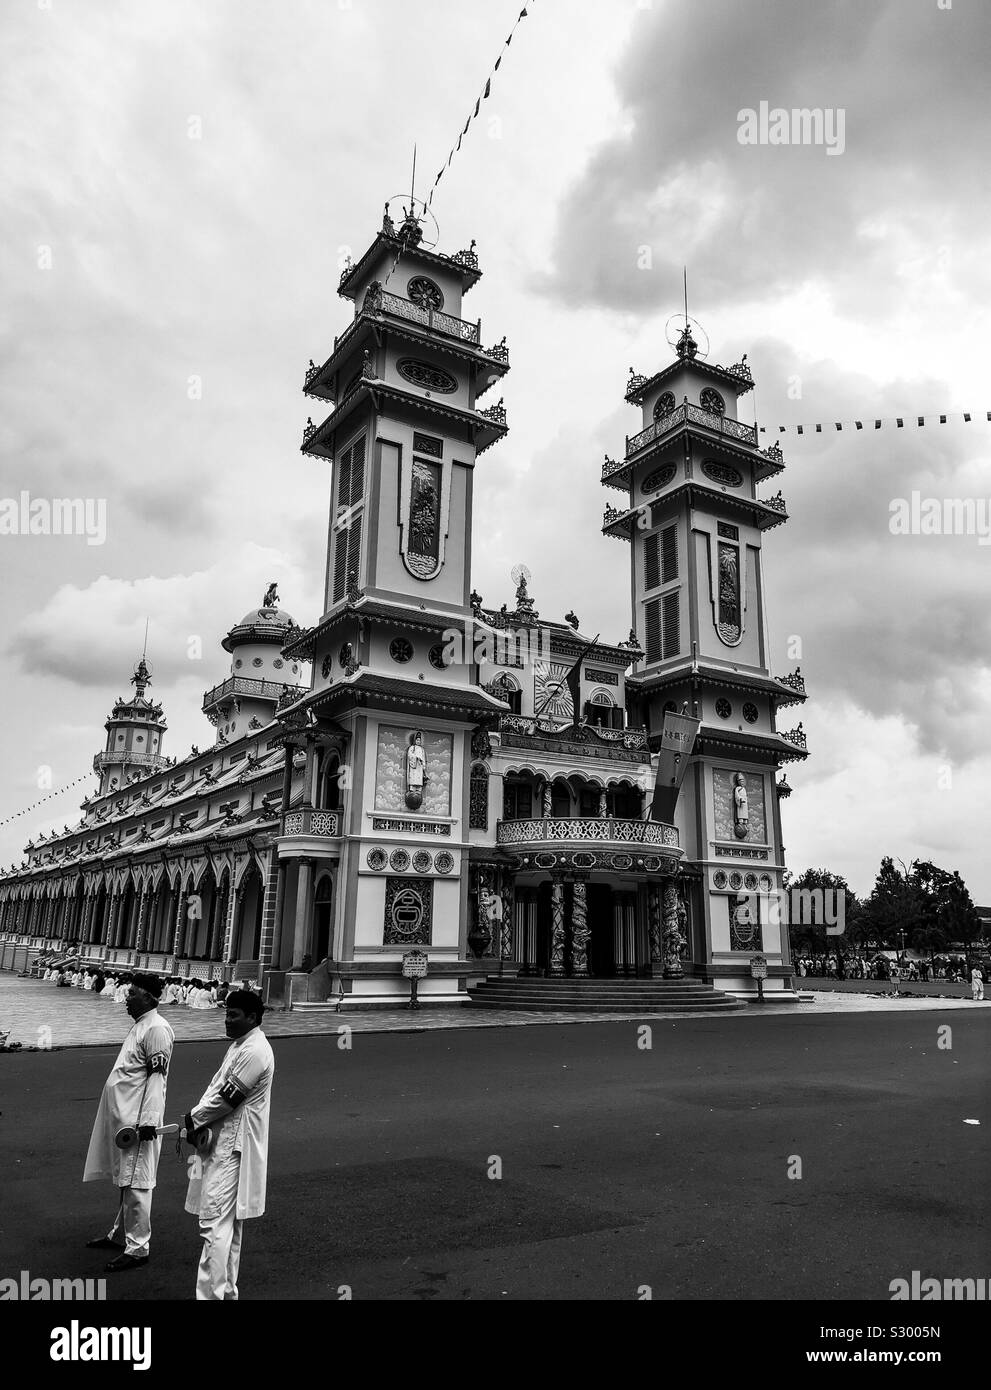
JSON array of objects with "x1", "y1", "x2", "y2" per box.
[
  {"x1": 0, "y1": 774, "x2": 91, "y2": 830},
  {"x1": 426, "y1": 2, "x2": 536, "y2": 211},
  {"x1": 759, "y1": 410, "x2": 990, "y2": 437}
]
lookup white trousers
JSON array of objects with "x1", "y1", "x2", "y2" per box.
[
  {"x1": 973, "y1": 981, "x2": 984, "y2": 1000},
  {"x1": 195, "y1": 1152, "x2": 244, "y2": 1301},
  {"x1": 108, "y1": 1187, "x2": 153, "y2": 1257}
]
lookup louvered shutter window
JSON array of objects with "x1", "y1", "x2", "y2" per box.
[
  {"x1": 644, "y1": 532, "x2": 660, "y2": 591},
  {"x1": 645, "y1": 600, "x2": 662, "y2": 663},
  {"x1": 662, "y1": 591, "x2": 680, "y2": 658},
  {"x1": 661, "y1": 525, "x2": 678, "y2": 584}
]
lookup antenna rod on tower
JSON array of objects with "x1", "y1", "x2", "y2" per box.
[
  {"x1": 410, "y1": 144, "x2": 417, "y2": 213},
  {"x1": 142, "y1": 618, "x2": 149, "y2": 660},
  {"x1": 683, "y1": 267, "x2": 689, "y2": 330}
]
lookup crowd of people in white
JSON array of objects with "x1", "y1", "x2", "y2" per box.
[{"x1": 39, "y1": 965, "x2": 257, "y2": 1008}]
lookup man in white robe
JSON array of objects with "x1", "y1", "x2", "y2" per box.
[
  {"x1": 180, "y1": 990, "x2": 274, "y2": 1300},
  {"x1": 83, "y1": 973, "x2": 174, "y2": 1272}
]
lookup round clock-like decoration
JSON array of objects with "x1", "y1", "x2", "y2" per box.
[
  {"x1": 715, "y1": 697, "x2": 732, "y2": 719},
  {"x1": 339, "y1": 642, "x2": 353, "y2": 670},
  {"x1": 434, "y1": 851, "x2": 455, "y2": 874},
  {"x1": 428, "y1": 643, "x2": 449, "y2": 670},
  {"x1": 533, "y1": 661, "x2": 574, "y2": 721},
  {"x1": 729, "y1": 871, "x2": 743, "y2": 891},
  {"x1": 397, "y1": 359, "x2": 458, "y2": 394},
  {"x1": 653, "y1": 391, "x2": 676, "y2": 421},
  {"x1": 701, "y1": 459, "x2": 743, "y2": 488},
  {"x1": 252, "y1": 657, "x2": 263, "y2": 667},
  {"x1": 713, "y1": 870, "x2": 728, "y2": 890},
  {"x1": 274, "y1": 658, "x2": 284, "y2": 670},
  {"x1": 235, "y1": 659, "x2": 243, "y2": 669},
  {"x1": 390, "y1": 849, "x2": 411, "y2": 872},
  {"x1": 390, "y1": 638, "x2": 414, "y2": 664},
  {"x1": 642, "y1": 464, "x2": 677, "y2": 494},
  {"x1": 700, "y1": 387, "x2": 726, "y2": 416},
  {"x1": 366, "y1": 848, "x2": 388, "y2": 872},
  {"x1": 758, "y1": 874, "x2": 772, "y2": 893},
  {"x1": 412, "y1": 850, "x2": 433, "y2": 873},
  {"x1": 744, "y1": 872, "x2": 759, "y2": 891},
  {"x1": 408, "y1": 276, "x2": 444, "y2": 310},
  {"x1": 743, "y1": 702, "x2": 759, "y2": 724}
]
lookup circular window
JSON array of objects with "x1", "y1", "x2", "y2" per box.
[
  {"x1": 715, "y1": 698, "x2": 732, "y2": 719},
  {"x1": 252, "y1": 657, "x2": 263, "y2": 668},
  {"x1": 407, "y1": 276, "x2": 444, "y2": 311},
  {"x1": 713, "y1": 870, "x2": 728, "y2": 890},
  {"x1": 274, "y1": 658, "x2": 284, "y2": 670},
  {"x1": 428, "y1": 643, "x2": 449, "y2": 670},
  {"x1": 135, "y1": 734, "x2": 144, "y2": 744},
  {"x1": 701, "y1": 459, "x2": 743, "y2": 488},
  {"x1": 743, "y1": 702, "x2": 759, "y2": 724},
  {"x1": 390, "y1": 638, "x2": 414, "y2": 664},
  {"x1": 291, "y1": 665, "x2": 299, "y2": 675},
  {"x1": 700, "y1": 387, "x2": 725, "y2": 416},
  {"x1": 397, "y1": 359, "x2": 458, "y2": 394},
  {"x1": 235, "y1": 659, "x2": 243, "y2": 669},
  {"x1": 653, "y1": 391, "x2": 676, "y2": 421},
  {"x1": 339, "y1": 642, "x2": 353, "y2": 669},
  {"x1": 390, "y1": 849, "x2": 411, "y2": 872}
]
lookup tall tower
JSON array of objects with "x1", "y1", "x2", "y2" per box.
[
  {"x1": 603, "y1": 322, "x2": 809, "y2": 993},
  {"x1": 279, "y1": 201, "x2": 510, "y2": 1001},
  {"x1": 93, "y1": 657, "x2": 170, "y2": 796}
]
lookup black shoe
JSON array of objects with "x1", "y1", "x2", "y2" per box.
[
  {"x1": 85, "y1": 1236, "x2": 124, "y2": 1250},
  {"x1": 104, "y1": 1253, "x2": 149, "y2": 1272}
]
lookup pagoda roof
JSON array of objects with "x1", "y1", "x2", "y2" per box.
[
  {"x1": 691, "y1": 724, "x2": 809, "y2": 764},
  {"x1": 628, "y1": 664, "x2": 808, "y2": 707},
  {"x1": 625, "y1": 356, "x2": 754, "y2": 405},
  {"x1": 283, "y1": 598, "x2": 465, "y2": 662},
  {"x1": 280, "y1": 671, "x2": 507, "y2": 723},
  {"x1": 302, "y1": 380, "x2": 507, "y2": 462},
  {"x1": 603, "y1": 481, "x2": 788, "y2": 540},
  {"x1": 337, "y1": 231, "x2": 482, "y2": 301}
]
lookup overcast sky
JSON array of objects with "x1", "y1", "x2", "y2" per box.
[{"x1": 1, "y1": 0, "x2": 988, "y2": 901}]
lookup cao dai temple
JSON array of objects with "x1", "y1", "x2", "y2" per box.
[{"x1": 0, "y1": 203, "x2": 809, "y2": 1007}]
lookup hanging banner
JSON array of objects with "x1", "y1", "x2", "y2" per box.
[{"x1": 650, "y1": 710, "x2": 701, "y2": 824}]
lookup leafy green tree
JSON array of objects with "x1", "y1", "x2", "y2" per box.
[
  {"x1": 788, "y1": 867, "x2": 857, "y2": 975},
  {"x1": 862, "y1": 856, "x2": 924, "y2": 953},
  {"x1": 937, "y1": 871, "x2": 982, "y2": 962}
]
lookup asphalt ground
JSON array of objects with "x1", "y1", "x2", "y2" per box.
[{"x1": 1, "y1": 1007, "x2": 988, "y2": 1305}]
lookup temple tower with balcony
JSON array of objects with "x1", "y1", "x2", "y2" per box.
[
  {"x1": 93, "y1": 657, "x2": 170, "y2": 796},
  {"x1": 276, "y1": 200, "x2": 510, "y2": 1003},
  {"x1": 602, "y1": 323, "x2": 809, "y2": 994},
  {"x1": 202, "y1": 589, "x2": 305, "y2": 740}
]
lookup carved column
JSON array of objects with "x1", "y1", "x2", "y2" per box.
[
  {"x1": 132, "y1": 884, "x2": 149, "y2": 954},
  {"x1": 549, "y1": 876, "x2": 566, "y2": 976},
  {"x1": 207, "y1": 877, "x2": 229, "y2": 962},
  {"x1": 662, "y1": 880, "x2": 685, "y2": 979},
  {"x1": 598, "y1": 790, "x2": 608, "y2": 818},
  {"x1": 542, "y1": 782, "x2": 553, "y2": 818},
  {"x1": 648, "y1": 885, "x2": 663, "y2": 965},
  {"x1": 170, "y1": 881, "x2": 187, "y2": 959},
  {"x1": 222, "y1": 882, "x2": 242, "y2": 965},
  {"x1": 103, "y1": 891, "x2": 119, "y2": 949},
  {"x1": 570, "y1": 878, "x2": 591, "y2": 977},
  {"x1": 499, "y1": 873, "x2": 515, "y2": 968}
]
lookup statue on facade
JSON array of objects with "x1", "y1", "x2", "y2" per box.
[
  {"x1": 263, "y1": 582, "x2": 279, "y2": 609},
  {"x1": 405, "y1": 732, "x2": 426, "y2": 809},
  {"x1": 733, "y1": 772, "x2": 749, "y2": 839}
]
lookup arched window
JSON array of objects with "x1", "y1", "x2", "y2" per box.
[
  {"x1": 487, "y1": 672, "x2": 521, "y2": 715},
  {"x1": 318, "y1": 754, "x2": 343, "y2": 811},
  {"x1": 550, "y1": 780, "x2": 571, "y2": 820},
  {"x1": 469, "y1": 764, "x2": 488, "y2": 830}
]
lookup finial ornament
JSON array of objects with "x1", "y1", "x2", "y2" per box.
[{"x1": 263, "y1": 582, "x2": 279, "y2": 609}]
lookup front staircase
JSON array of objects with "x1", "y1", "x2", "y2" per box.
[{"x1": 467, "y1": 976, "x2": 745, "y2": 1014}]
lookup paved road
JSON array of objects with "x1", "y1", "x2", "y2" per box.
[{"x1": 1, "y1": 1008, "x2": 987, "y2": 1301}]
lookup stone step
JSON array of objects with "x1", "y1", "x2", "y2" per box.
[
  {"x1": 467, "y1": 998, "x2": 743, "y2": 1013},
  {"x1": 467, "y1": 976, "x2": 745, "y2": 1013}
]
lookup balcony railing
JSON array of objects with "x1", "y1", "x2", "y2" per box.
[
  {"x1": 374, "y1": 289, "x2": 481, "y2": 346},
  {"x1": 497, "y1": 817, "x2": 679, "y2": 850},
  {"x1": 281, "y1": 809, "x2": 341, "y2": 838},
  {"x1": 202, "y1": 676, "x2": 297, "y2": 709},
  {"x1": 92, "y1": 750, "x2": 166, "y2": 772},
  {"x1": 499, "y1": 715, "x2": 649, "y2": 752},
  {"x1": 627, "y1": 402, "x2": 759, "y2": 457}
]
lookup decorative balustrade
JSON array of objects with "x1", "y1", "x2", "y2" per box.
[
  {"x1": 92, "y1": 750, "x2": 166, "y2": 771},
  {"x1": 626, "y1": 402, "x2": 759, "y2": 456},
  {"x1": 497, "y1": 817, "x2": 679, "y2": 850},
  {"x1": 202, "y1": 676, "x2": 297, "y2": 708},
  {"x1": 282, "y1": 809, "x2": 341, "y2": 839},
  {"x1": 374, "y1": 289, "x2": 482, "y2": 345},
  {"x1": 498, "y1": 715, "x2": 648, "y2": 751}
]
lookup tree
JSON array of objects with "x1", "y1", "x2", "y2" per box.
[
  {"x1": 938, "y1": 871, "x2": 982, "y2": 963},
  {"x1": 862, "y1": 857, "x2": 924, "y2": 954},
  {"x1": 788, "y1": 867, "x2": 857, "y2": 975}
]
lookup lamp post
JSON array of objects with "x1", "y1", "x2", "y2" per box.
[{"x1": 898, "y1": 928, "x2": 906, "y2": 964}]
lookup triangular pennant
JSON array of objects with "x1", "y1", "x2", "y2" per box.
[
  {"x1": 939, "y1": 415, "x2": 946, "y2": 424},
  {"x1": 484, "y1": 78, "x2": 492, "y2": 99},
  {"x1": 964, "y1": 413, "x2": 971, "y2": 422},
  {"x1": 855, "y1": 421, "x2": 863, "y2": 430},
  {"x1": 835, "y1": 423, "x2": 842, "y2": 430},
  {"x1": 896, "y1": 418, "x2": 904, "y2": 427},
  {"x1": 875, "y1": 420, "x2": 882, "y2": 429},
  {"x1": 918, "y1": 417, "x2": 925, "y2": 426},
  {"x1": 495, "y1": 54, "x2": 502, "y2": 70},
  {"x1": 797, "y1": 425, "x2": 804, "y2": 435},
  {"x1": 474, "y1": 97, "x2": 481, "y2": 117},
  {"x1": 815, "y1": 424, "x2": 822, "y2": 433}
]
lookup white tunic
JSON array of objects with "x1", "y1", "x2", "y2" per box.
[
  {"x1": 185, "y1": 1028, "x2": 274, "y2": 1220},
  {"x1": 83, "y1": 1008, "x2": 175, "y2": 1189}
]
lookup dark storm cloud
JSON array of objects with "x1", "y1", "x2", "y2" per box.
[{"x1": 538, "y1": 0, "x2": 991, "y2": 315}]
